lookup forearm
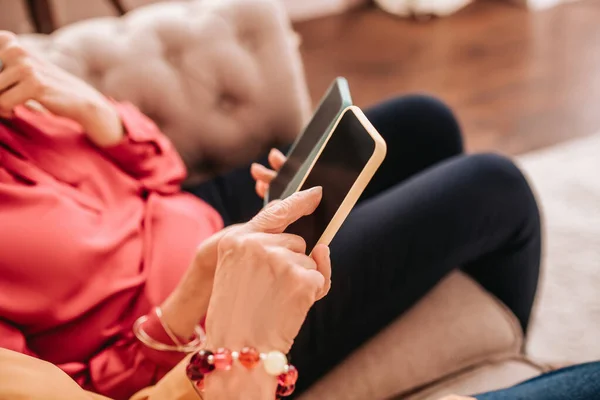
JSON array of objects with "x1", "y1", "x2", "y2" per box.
[{"x1": 160, "y1": 261, "x2": 214, "y2": 339}]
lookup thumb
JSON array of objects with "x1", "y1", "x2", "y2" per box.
[
  {"x1": 247, "y1": 186, "x2": 322, "y2": 233},
  {"x1": 311, "y1": 244, "x2": 331, "y2": 300}
]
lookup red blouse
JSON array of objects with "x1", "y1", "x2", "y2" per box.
[{"x1": 0, "y1": 103, "x2": 223, "y2": 399}]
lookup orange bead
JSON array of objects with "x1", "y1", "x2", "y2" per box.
[
  {"x1": 239, "y1": 347, "x2": 260, "y2": 369},
  {"x1": 213, "y1": 348, "x2": 233, "y2": 371}
]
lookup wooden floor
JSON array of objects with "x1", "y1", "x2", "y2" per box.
[{"x1": 294, "y1": 0, "x2": 600, "y2": 155}]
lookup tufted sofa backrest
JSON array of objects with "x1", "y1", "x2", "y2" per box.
[{"x1": 20, "y1": 0, "x2": 311, "y2": 182}]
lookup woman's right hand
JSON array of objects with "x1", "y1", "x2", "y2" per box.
[
  {"x1": 0, "y1": 31, "x2": 123, "y2": 147},
  {"x1": 160, "y1": 186, "x2": 330, "y2": 352},
  {"x1": 200, "y1": 186, "x2": 330, "y2": 400},
  {"x1": 206, "y1": 186, "x2": 331, "y2": 353},
  {"x1": 250, "y1": 148, "x2": 287, "y2": 198}
]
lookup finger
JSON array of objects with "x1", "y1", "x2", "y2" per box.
[
  {"x1": 302, "y1": 268, "x2": 326, "y2": 300},
  {"x1": 265, "y1": 233, "x2": 307, "y2": 254},
  {"x1": 264, "y1": 199, "x2": 280, "y2": 209},
  {"x1": 250, "y1": 163, "x2": 277, "y2": 183},
  {"x1": 278, "y1": 249, "x2": 317, "y2": 270},
  {"x1": 0, "y1": 31, "x2": 17, "y2": 49},
  {"x1": 268, "y1": 148, "x2": 287, "y2": 171},
  {"x1": 244, "y1": 232, "x2": 307, "y2": 254},
  {"x1": 0, "y1": 66, "x2": 20, "y2": 92},
  {"x1": 247, "y1": 186, "x2": 323, "y2": 234},
  {"x1": 255, "y1": 180, "x2": 268, "y2": 199},
  {"x1": 311, "y1": 244, "x2": 331, "y2": 299},
  {"x1": 0, "y1": 80, "x2": 34, "y2": 116},
  {"x1": 0, "y1": 41, "x2": 27, "y2": 66}
]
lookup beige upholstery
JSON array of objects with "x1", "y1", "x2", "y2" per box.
[
  {"x1": 407, "y1": 359, "x2": 541, "y2": 400},
  {"x1": 299, "y1": 272, "x2": 542, "y2": 399},
  {"x1": 11, "y1": 0, "x2": 543, "y2": 397},
  {"x1": 19, "y1": 0, "x2": 311, "y2": 182}
]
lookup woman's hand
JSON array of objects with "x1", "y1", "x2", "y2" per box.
[
  {"x1": 0, "y1": 31, "x2": 123, "y2": 147},
  {"x1": 159, "y1": 187, "x2": 331, "y2": 350},
  {"x1": 250, "y1": 148, "x2": 287, "y2": 198},
  {"x1": 201, "y1": 187, "x2": 330, "y2": 400},
  {"x1": 206, "y1": 186, "x2": 330, "y2": 352}
]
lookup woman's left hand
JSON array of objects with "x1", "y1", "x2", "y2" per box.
[
  {"x1": 0, "y1": 31, "x2": 123, "y2": 147},
  {"x1": 250, "y1": 148, "x2": 287, "y2": 198}
]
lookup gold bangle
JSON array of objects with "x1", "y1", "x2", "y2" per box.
[
  {"x1": 133, "y1": 311, "x2": 205, "y2": 353},
  {"x1": 189, "y1": 379, "x2": 205, "y2": 399},
  {"x1": 155, "y1": 307, "x2": 185, "y2": 346}
]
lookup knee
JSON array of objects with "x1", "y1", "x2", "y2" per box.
[
  {"x1": 468, "y1": 153, "x2": 541, "y2": 226},
  {"x1": 372, "y1": 94, "x2": 464, "y2": 156}
]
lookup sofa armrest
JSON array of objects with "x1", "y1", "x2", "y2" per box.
[
  {"x1": 20, "y1": 0, "x2": 311, "y2": 181},
  {"x1": 299, "y1": 272, "x2": 526, "y2": 400},
  {"x1": 405, "y1": 359, "x2": 542, "y2": 400}
]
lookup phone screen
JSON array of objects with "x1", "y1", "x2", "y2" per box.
[
  {"x1": 284, "y1": 109, "x2": 376, "y2": 254},
  {"x1": 268, "y1": 79, "x2": 348, "y2": 201}
]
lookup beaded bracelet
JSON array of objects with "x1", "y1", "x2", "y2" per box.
[{"x1": 186, "y1": 347, "x2": 298, "y2": 399}]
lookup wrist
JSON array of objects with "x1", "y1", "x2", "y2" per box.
[
  {"x1": 188, "y1": 346, "x2": 296, "y2": 400},
  {"x1": 205, "y1": 322, "x2": 291, "y2": 355},
  {"x1": 160, "y1": 291, "x2": 209, "y2": 341},
  {"x1": 160, "y1": 266, "x2": 213, "y2": 339}
]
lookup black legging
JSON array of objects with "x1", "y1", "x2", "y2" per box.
[{"x1": 190, "y1": 95, "x2": 542, "y2": 395}]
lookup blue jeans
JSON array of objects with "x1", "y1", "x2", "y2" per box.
[{"x1": 476, "y1": 362, "x2": 600, "y2": 400}]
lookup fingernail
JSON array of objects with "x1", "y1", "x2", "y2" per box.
[
  {"x1": 308, "y1": 186, "x2": 322, "y2": 195},
  {"x1": 326, "y1": 246, "x2": 330, "y2": 257}
]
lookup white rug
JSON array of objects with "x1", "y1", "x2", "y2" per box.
[{"x1": 518, "y1": 133, "x2": 600, "y2": 364}]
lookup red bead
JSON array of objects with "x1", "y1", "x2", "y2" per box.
[
  {"x1": 190, "y1": 350, "x2": 215, "y2": 374},
  {"x1": 239, "y1": 347, "x2": 260, "y2": 369},
  {"x1": 213, "y1": 348, "x2": 233, "y2": 370},
  {"x1": 277, "y1": 365, "x2": 298, "y2": 386},
  {"x1": 186, "y1": 363, "x2": 204, "y2": 381},
  {"x1": 276, "y1": 384, "x2": 295, "y2": 397}
]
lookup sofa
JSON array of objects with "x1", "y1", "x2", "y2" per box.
[{"x1": 8, "y1": 0, "x2": 545, "y2": 398}]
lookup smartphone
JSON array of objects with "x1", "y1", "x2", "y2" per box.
[
  {"x1": 266, "y1": 77, "x2": 352, "y2": 203},
  {"x1": 283, "y1": 106, "x2": 387, "y2": 254}
]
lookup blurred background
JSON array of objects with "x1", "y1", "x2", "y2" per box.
[
  {"x1": 295, "y1": 0, "x2": 600, "y2": 156},
  {"x1": 2, "y1": 0, "x2": 599, "y2": 156}
]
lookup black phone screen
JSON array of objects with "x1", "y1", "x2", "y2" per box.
[
  {"x1": 268, "y1": 81, "x2": 346, "y2": 200},
  {"x1": 284, "y1": 110, "x2": 376, "y2": 254}
]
